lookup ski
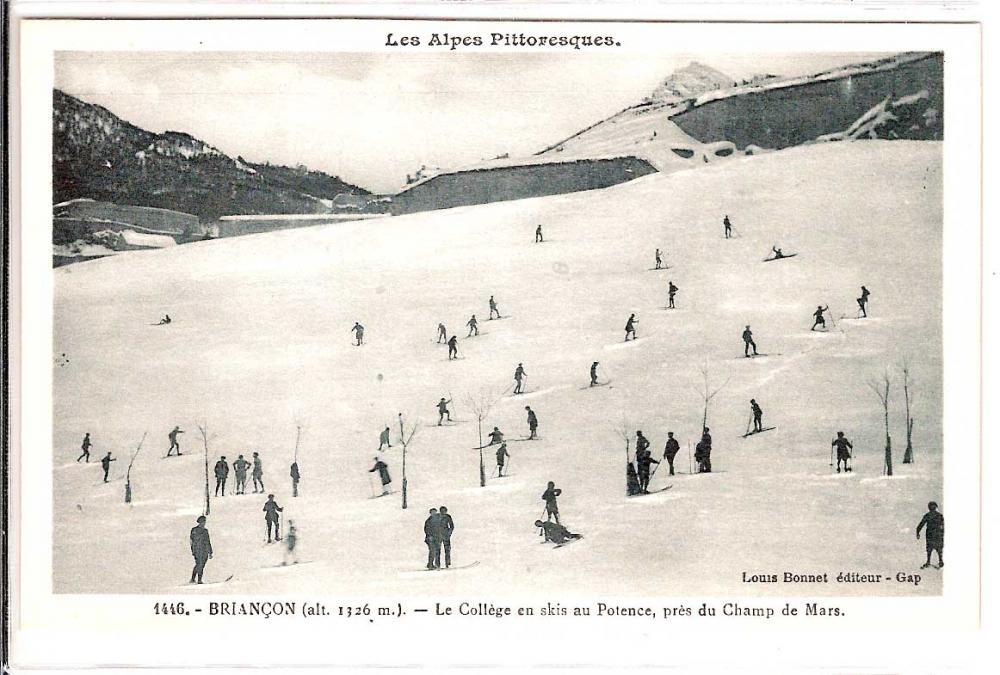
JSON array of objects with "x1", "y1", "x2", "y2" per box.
[
  {"x1": 553, "y1": 536, "x2": 585, "y2": 548},
  {"x1": 368, "y1": 491, "x2": 395, "y2": 499},
  {"x1": 736, "y1": 353, "x2": 781, "y2": 359},
  {"x1": 762, "y1": 254, "x2": 798, "y2": 262},
  {"x1": 742, "y1": 426, "x2": 777, "y2": 438},
  {"x1": 627, "y1": 485, "x2": 673, "y2": 498},
  {"x1": 179, "y1": 574, "x2": 233, "y2": 588},
  {"x1": 407, "y1": 561, "x2": 481, "y2": 573},
  {"x1": 647, "y1": 267, "x2": 670, "y2": 271}
]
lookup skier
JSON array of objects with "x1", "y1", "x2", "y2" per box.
[
  {"x1": 636, "y1": 445, "x2": 660, "y2": 493},
  {"x1": 663, "y1": 431, "x2": 680, "y2": 476},
  {"x1": 694, "y1": 439, "x2": 711, "y2": 474},
  {"x1": 437, "y1": 323, "x2": 447, "y2": 343},
  {"x1": 167, "y1": 426, "x2": 184, "y2": 456},
  {"x1": 189, "y1": 515, "x2": 213, "y2": 584},
  {"x1": 251, "y1": 451, "x2": 265, "y2": 493},
  {"x1": 535, "y1": 520, "x2": 583, "y2": 545},
  {"x1": 488, "y1": 427, "x2": 505, "y2": 445},
  {"x1": 437, "y1": 397, "x2": 453, "y2": 426},
  {"x1": 525, "y1": 406, "x2": 538, "y2": 440},
  {"x1": 423, "y1": 508, "x2": 443, "y2": 570},
  {"x1": 263, "y1": 494, "x2": 283, "y2": 543},
  {"x1": 831, "y1": 431, "x2": 853, "y2": 473},
  {"x1": 626, "y1": 461, "x2": 642, "y2": 496},
  {"x1": 811, "y1": 305, "x2": 829, "y2": 331},
  {"x1": 750, "y1": 399, "x2": 763, "y2": 433},
  {"x1": 723, "y1": 215, "x2": 732, "y2": 239},
  {"x1": 290, "y1": 460, "x2": 300, "y2": 497},
  {"x1": 100, "y1": 451, "x2": 116, "y2": 482},
  {"x1": 668, "y1": 281, "x2": 678, "y2": 309},
  {"x1": 351, "y1": 321, "x2": 365, "y2": 346},
  {"x1": 369, "y1": 457, "x2": 391, "y2": 495},
  {"x1": 655, "y1": 248, "x2": 663, "y2": 269},
  {"x1": 590, "y1": 361, "x2": 600, "y2": 386},
  {"x1": 466, "y1": 314, "x2": 479, "y2": 337},
  {"x1": 439, "y1": 505, "x2": 455, "y2": 568},
  {"x1": 77, "y1": 432, "x2": 92, "y2": 462},
  {"x1": 513, "y1": 363, "x2": 527, "y2": 394},
  {"x1": 535, "y1": 224, "x2": 543, "y2": 243},
  {"x1": 635, "y1": 430, "x2": 650, "y2": 457},
  {"x1": 283, "y1": 520, "x2": 298, "y2": 565},
  {"x1": 213, "y1": 456, "x2": 229, "y2": 497},
  {"x1": 447, "y1": 335, "x2": 458, "y2": 360},
  {"x1": 489, "y1": 295, "x2": 500, "y2": 320},
  {"x1": 916, "y1": 501, "x2": 944, "y2": 569},
  {"x1": 157, "y1": 314, "x2": 172, "y2": 325},
  {"x1": 378, "y1": 426, "x2": 392, "y2": 451},
  {"x1": 702, "y1": 426, "x2": 713, "y2": 447},
  {"x1": 542, "y1": 481, "x2": 562, "y2": 524},
  {"x1": 857, "y1": 286, "x2": 871, "y2": 318},
  {"x1": 496, "y1": 442, "x2": 510, "y2": 477},
  {"x1": 624, "y1": 313, "x2": 637, "y2": 341},
  {"x1": 742, "y1": 325, "x2": 758, "y2": 357},
  {"x1": 233, "y1": 454, "x2": 250, "y2": 495}
]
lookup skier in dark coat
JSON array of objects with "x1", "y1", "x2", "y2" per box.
[
  {"x1": 624, "y1": 313, "x2": 637, "y2": 341},
  {"x1": 668, "y1": 281, "x2": 678, "y2": 309},
  {"x1": 723, "y1": 215, "x2": 732, "y2": 239},
  {"x1": 369, "y1": 457, "x2": 391, "y2": 495},
  {"x1": 831, "y1": 432, "x2": 853, "y2": 472},
  {"x1": 811, "y1": 305, "x2": 829, "y2": 331},
  {"x1": 514, "y1": 363, "x2": 527, "y2": 394},
  {"x1": 352, "y1": 321, "x2": 365, "y2": 346},
  {"x1": 542, "y1": 481, "x2": 562, "y2": 524},
  {"x1": 535, "y1": 224, "x2": 543, "y2": 243},
  {"x1": 694, "y1": 439, "x2": 711, "y2": 473},
  {"x1": 233, "y1": 454, "x2": 250, "y2": 494},
  {"x1": 636, "y1": 446, "x2": 660, "y2": 493},
  {"x1": 439, "y1": 506, "x2": 455, "y2": 568},
  {"x1": 771, "y1": 246, "x2": 785, "y2": 260},
  {"x1": 626, "y1": 461, "x2": 641, "y2": 496},
  {"x1": 437, "y1": 397, "x2": 453, "y2": 425},
  {"x1": 489, "y1": 295, "x2": 500, "y2": 320},
  {"x1": 167, "y1": 426, "x2": 184, "y2": 456},
  {"x1": 496, "y1": 442, "x2": 510, "y2": 477},
  {"x1": 663, "y1": 432, "x2": 680, "y2": 476},
  {"x1": 379, "y1": 426, "x2": 392, "y2": 451},
  {"x1": 423, "y1": 508, "x2": 443, "y2": 569},
  {"x1": 437, "y1": 323, "x2": 447, "y2": 343},
  {"x1": 263, "y1": 494, "x2": 283, "y2": 543},
  {"x1": 916, "y1": 501, "x2": 944, "y2": 568},
  {"x1": 750, "y1": 399, "x2": 763, "y2": 433},
  {"x1": 742, "y1": 325, "x2": 758, "y2": 357},
  {"x1": 251, "y1": 452, "x2": 265, "y2": 493},
  {"x1": 213, "y1": 456, "x2": 229, "y2": 496},
  {"x1": 535, "y1": 520, "x2": 582, "y2": 545},
  {"x1": 77, "y1": 432, "x2": 92, "y2": 462},
  {"x1": 525, "y1": 406, "x2": 538, "y2": 439},
  {"x1": 157, "y1": 314, "x2": 172, "y2": 325},
  {"x1": 635, "y1": 430, "x2": 650, "y2": 457},
  {"x1": 488, "y1": 427, "x2": 504, "y2": 445},
  {"x1": 590, "y1": 361, "x2": 600, "y2": 386},
  {"x1": 189, "y1": 515, "x2": 213, "y2": 584},
  {"x1": 100, "y1": 451, "x2": 116, "y2": 482},
  {"x1": 447, "y1": 335, "x2": 458, "y2": 360},
  {"x1": 857, "y1": 286, "x2": 870, "y2": 318},
  {"x1": 655, "y1": 248, "x2": 663, "y2": 269},
  {"x1": 466, "y1": 315, "x2": 479, "y2": 337},
  {"x1": 290, "y1": 461, "x2": 300, "y2": 497}
]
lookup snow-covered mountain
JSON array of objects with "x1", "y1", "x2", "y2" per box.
[{"x1": 643, "y1": 61, "x2": 736, "y2": 105}]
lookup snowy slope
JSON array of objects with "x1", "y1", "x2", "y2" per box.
[{"x1": 53, "y1": 141, "x2": 942, "y2": 597}]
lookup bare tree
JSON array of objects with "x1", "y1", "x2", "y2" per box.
[
  {"x1": 124, "y1": 432, "x2": 147, "y2": 504},
  {"x1": 465, "y1": 387, "x2": 503, "y2": 487},
  {"x1": 900, "y1": 359, "x2": 915, "y2": 464},
  {"x1": 195, "y1": 421, "x2": 215, "y2": 515},
  {"x1": 695, "y1": 359, "x2": 730, "y2": 431},
  {"x1": 397, "y1": 412, "x2": 420, "y2": 509},
  {"x1": 868, "y1": 373, "x2": 893, "y2": 476},
  {"x1": 612, "y1": 414, "x2": 635, "y2": 464}
]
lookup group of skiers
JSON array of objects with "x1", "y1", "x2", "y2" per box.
[
  {"x1": 434, "y1": 296, "x2": 504, "y2": 361},
  {"x1": 212, "y1": 452, "x2": 268, "y2": 496}
]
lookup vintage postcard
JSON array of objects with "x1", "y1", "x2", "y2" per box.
[{"x1": 4, "y1": 4, "x2": 989, "y2": 672}]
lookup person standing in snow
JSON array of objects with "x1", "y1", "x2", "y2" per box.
[
  {"x1": 514, "y1": 363, "x2": 527, "y2": 394},
  {"x1": 857, "y1": 286, "x2": 871, "y2": 318},
  {"x1": 694, "y1": 439, "x2": 711, "y2": 474},
  {"x1": 496, "y1": 442, "x2": 510, "y2": 477},
  {"x1": 636, "y1": 447, "x2": 660, "y2": 493},
  {"x1": 742, "y1": 325, "x2": 758, "y2": 357},
  {"x1": 378, "y1": 426, "x2": 392, "y2": 451},
  {"x1": 447, "y1": 335, "x2": 459, "y2": 361},
  {"x1": 655, "y1": 248, "x2": 663, "y2": 269},
  {"x1": 832, "y1": 431, "x2": 853, "y2": 473},
  {"x1": 423, "y1": 508, "x2": 443, "y2": 570},
  {"x1": 916, "y1": 501, "x2": 944, "y2": 569},
  {"x1": 369, "y1": 457, "x2": 391, "y2": 495},
  {"x1": 663, "y1": 431, "x2": 680, "y2": 476},
  {"x1": 213, "y1": 456, "x2": 229, "y2": 497},
  {"x1": 437, "y1": 397, "x2": 453, "y2": 426},
  {"x1": 723, "y1": 215, "x2": 732, "y2": 239},
  {"x1": 283, "y1": 520, "x2": 298, "y2": 565},
  {"x1": 750, "y1": 399, "x2": 764, "y2": 433},
  {"x1": 488, "y1": 427, "x2": 505, "y2": 445},
  {"x1": 810, "y1": 305, "x2": 829, "y2": 331},
  {"x1": 251, "y1": 452, "x2": 265, "y2": 493},
  {"x1": 466, "y1": 314, "x2": 479, "y2": 337},
  {"x1": 590, "y1": 361, "x2": 600, "y2": 387},
  {"x1": 489, "y1": 295, "x2": 500, "y2": 320},
  {"x1": 535, "y1": 224, "x2": 543, "y2": 243},
  {"x1": 437, "y1": 323, "x2": 447, "y2": 343},
  {"x1": 167, "y1": 426, "x2": 184, "y2": 456},
  {"x1": 439, "y1": 505, "x2": 455, "y2": 568},
  {"x1": 189, "y1": 515, "x2": 213, "y2": 584},
  {"x1": 625, "y1": 313, "x2": 637, "y2": 341},
  {"x1": 290, "y1": 460, "x2": 300, "y2": 497},
  {"x1": 535, "y1": 519, "x2": 582, "y2": 545},
  {"x1": 100, "y1": 451, "x2": 116, "y2": 482},
  {"x1": 626, "y1": 461, "x2": 642, "y2": 496},
  {"x1": 263, "y1": 494, "x2": 283, "y2": 543},
  {"x1": 351, "y1": 321, "x2": 365, "y2": 346},
  {"x1": 78, "y1": 432, "x2": 92, "y2": 463},
  {"x1": 233, "y1": 454, "x2": 250, "y2": 495},
  {"x1": 668, "y1": 281, "x2": 678, "y2": 309},
  {"x1": 542, "y1": 481, "x2": 562, "y2": 524},
  {"x1": 525, "y1": 406, "x2": 538, "y2": 440}
]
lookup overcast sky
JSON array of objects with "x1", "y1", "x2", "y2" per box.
[{"x1": 55, "y1": 51, "x2": 886, "y2": 193}]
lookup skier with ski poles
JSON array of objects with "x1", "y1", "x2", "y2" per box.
[
  {"x1": 77, "y1": 432, "x2": 92, "y2": 462},
  {"x1": 167, "y1": 426, "x2": 184, "y2": 456},
  {"x1": 723, "y1": 215, "x2": 733, "y2": 239},
  {"x1": 535, "y1": 224, "x2": 544, "y2": 243},
  {"x1": 668, "y1": 281, "x2": 678, "y2": 309},
  {"x1": 625, "y1": 313, "x2": 637, "y2": 341},
  {"x1": 263, "y1": 494, "x2": 284, "y2": 543},
  {"x1": 525, "y1": 406, "x2": 538, "y2": 440},
  {"x1": 488, "y1": 426, "x2": 505, "y2": 445},
  {"x1": 590, "y1": 361, "x2": 600, "y2": 386},
  {"x1": 437, "y1": 323, "x2": 447, "y2": 343},
  {"x1": 489, "y1": 295, "x2": 500, "y2": 320},
  {"x1": 351, "y1": 321, "x2": 365, "y2": 346},
  {"x1": 496, "y1": 442, "x2": 510, "y2": 477},
  {"x1": 810, "y1": 305, "x2": 830, "y2": 331},
  {"x1": 541, "y1": 481, "x2": 562, "y2": 524},
  {"x1": 437, "y1": 397, "x2": 453, "y2": 426},
  {"x1": 447, "y1": 335, "x2": 459, "y2": 360},
  {"x1": 513, "y1": 363, "x2": 527, "y2": 394},
  {"x1": 655, "y1": 248, "x2": 663, "y2": 269},
  {"x1": 832, "y1": 431, "x2": 853, "y2": 473},
  {"x1": 378, "y1": 426, "x2": 392, "y2": 451},
  {"x1": 100, "y1": 451, "x2": 116, "y2": 482},
  {"x1": 369, "y1": 457, "x2": 391, "y2": 495},
  {"x1": 857, "y1": 286, "x2": 871, "y2": 318},
  {"x1": 466, "y1": 314, "x2": 479, "y2": 337},
  {"x1": 742, "y1": 325, "x2": 758, "y2": 357},
  {"x1": 750, "y1": 399, "x2": 763, "y2": 433},
  {"x1": 636, "y1": 446, "x2": 659, "y2": 493}
]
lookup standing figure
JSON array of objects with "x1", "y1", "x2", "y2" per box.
[
  {"x1": 100, "y1": 451, "x2": 116, "y2": 482},
  {"x1": 488, "y1": 426, "x2": 505, "y2": 445},
  {"x1": 466, "y1": 314, "x2": 479, "y2": 337},
  {"x1": 167, "y1": 426, "x2": 184, "y2": 456},
  {"x1": 439, "y1": 506, "x2": 455, "y2": 568},
  {"x1": 489, "y1": 295, "x2": 500, "y2": 320},
  {"x1": 447, "y1": 335, "x2": 458, "y2": 360},
  {"x1": 916, "y1": 501, "x2": 944, "y2": 569},
  {"x1": 283, "y1": 520, "x2": 298, "y2": 565},
  {"x1": 290, "y1": 460, "x2": 300, "y2": 497},
  {"x1": 636, "y1": 447, "x2": 659, "y2": 493},
  {"x1": 437, "y1": 397, "x2": 453, "y2": 426},
  {"x1": 542, "y1": 481, "x2": 562, "y2": 524},
  {"x1": 77, "y1": 432, "x2": 92, "y2": 463},
  {"x1": 513, "y1": 363, "x2": 527, "y2": 394},
  {"x1": 233, "y1": 454, "x2": 250, "y2": 495},
  {"x1": 437, "y1": 323, "x2": 447, "y2": 343},
  {"x1": 857, "y1": 286, "x2": 871, "y2": 318},
  {"x1": 750, "y1": 399, "x2": 763, "y2": 433},
  {"x1": 723, "y1": 215, "x2": 732, "y2": 239},
  {"x1": 378, "y1": 426, "x2": 392, "y2": 451},
  {"x1": 352, "y1": 321, "x2": 365, "y2": 346},
  {"x1": 535, "y1": 224, "x2": 543, "y2": 243},
  {"x1": 251, "y1": 452, "x2": 265, "y2": 493},
  {"x1": 423, "y1": 508, "x2": 442, "y2": 570},
  {"x1": 263, "y1": 494, "x2": 283, "y2": 543},
  {"x1": 668, "y1": 281, "x2": 678, "y2": 309},
  {"x1": 369, "y1": 457, "x2": 392, "y2": 495},
  {"x1": 624, "y1": 313, "x2": 637, "y2": 341},
  {"x1": 654, "y1": 248, "x2": 663, "y2": 269},
  {"x1": 832, "y1": 431, "x2": 853, "y2": 473},
  {"x1": 525, "y1": 406, "x2": 538, "y2": 440},
  {"x1": 496, "y1": 442, "x2": 510, "y2": 477},
  {"x1": 590, "y1": 361, "x2": 600, "y2": 387},
  {"x1": 663, "y1": 431, "x2": 680, "y2": 476},
  {"x1": 811, "y1": 305, "x2": 829, "y2": 331},
  {"x1": 213, "y1": 456, "x2": 229, "y2": 497},
  {"x1": 189, "y1": 515, "x2": 213, "y2": 584},
  {"x1": 742, "y1": 325, "x2": 758, "y2": 357}
]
